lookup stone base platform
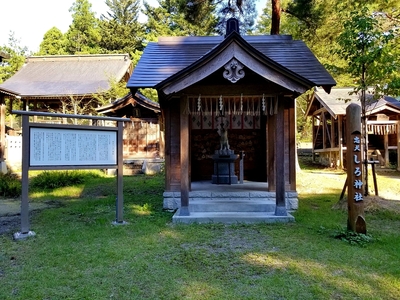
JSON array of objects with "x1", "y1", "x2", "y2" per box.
[{"x1": 163, "y1": 181, "x2": 298, "y2": 224}]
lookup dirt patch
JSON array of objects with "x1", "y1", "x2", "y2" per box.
[
  {"x1": 0, "y1": 199, "x2": 62, "y2": 236},
  {"x1": 0, "y1": 215, "x2": 21, "y2": 235},
  {"x1": 333, "y1": 195, "x2": 400, "y2": 213}
]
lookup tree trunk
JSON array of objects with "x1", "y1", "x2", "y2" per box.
[{"x1": 271, "y1": 0, "x2": 281, "y2": 35}]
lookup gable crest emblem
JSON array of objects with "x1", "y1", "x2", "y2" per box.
[{"x1": 223, "y1": 58, "x2": 245, "y2": 83}]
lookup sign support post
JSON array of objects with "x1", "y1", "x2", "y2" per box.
[{"x1": 12, "y1": 111, "x2": 130, "y2": 239}]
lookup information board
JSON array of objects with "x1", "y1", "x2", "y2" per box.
[{"x1": 30, "y1": 127, "x2": 117, "y2": 166}]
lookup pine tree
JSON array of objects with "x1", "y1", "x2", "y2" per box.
[
  {"x1": 99, "y1": 0, "x2": 145, "y2": 64},
  {"x1": 38, "y1": 27, "x2": 67, "y2": 55},
  {"x1": 66, "y1": 0, "x2": 101, "y2": 54}
]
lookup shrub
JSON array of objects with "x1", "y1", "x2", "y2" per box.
[
  {"x1": 30, "y1": 170, "x2": 103, "y2": 190},
  {"x1": 333, "y1": 226, "x2": 375, "y2": 247},
  {"x1": 0, "y1": 172, "x2": 22, "y2": 198}
]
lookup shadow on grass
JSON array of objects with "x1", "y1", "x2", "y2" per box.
[{"x1": 2, "y1": 178, "x2": 400, "y2": 299}]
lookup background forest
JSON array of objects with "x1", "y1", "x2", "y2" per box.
[{"x1": 1, "y1": 0, "x2": 399, "y2": 142}]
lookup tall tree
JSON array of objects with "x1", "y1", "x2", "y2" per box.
[
  {"x1": 143, "y1": 0, "x2": 218, "y2": 39},
  {"x1": 216, "y1": 0, "x2": 257, "y2": 35},
  {"x1": 99, "y1": 0, "x2": 145, "y2": 64},
  {"x1": 66, "y1": 0, "x2": 101, "y2": 54},
  {"x1": 0, "y1": 32, "x2": 28, "y2": 83},
  {"x1": 270, "y1": 0, "x2": 280, "y2": 34},
  {"x1": 336, "y1": 6, "x2": 399, "y2": 194},
  {"x1": 38, "y1": 27, "x2": 67, "y2": 55}
]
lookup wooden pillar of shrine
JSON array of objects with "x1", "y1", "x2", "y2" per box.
[
  {"x1": 180, "y1": 96, "x2": 190, "y2": 216},
  {"x1": 275, "y1": 96, "x2": 287, "y2": 216},
  {"x1": 267, "y1": 103, "x2": 276, "y2": 191}
]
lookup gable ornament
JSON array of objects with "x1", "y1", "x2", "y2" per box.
[{"x1": 223, "y1": 58, "x2": 245, "y2": 83}]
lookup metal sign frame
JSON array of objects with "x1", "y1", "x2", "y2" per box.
[{"x1": 12, "y1": 110, "x2": 130, "y2": 239}]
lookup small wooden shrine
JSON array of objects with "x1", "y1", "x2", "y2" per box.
[
  {"x1": 96, "y1": 92, "x2": 162, "y2": 159},
  {"x1": 127, "y1": 19, "x2": 336, "y2": 223},
  {"x1": 306, "y1": 88, "x2": 400, "y2": 170}
]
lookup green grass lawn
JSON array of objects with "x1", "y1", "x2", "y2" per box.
[{"x1": 0, "y1": 168, "x2": 399, "y2": 299}]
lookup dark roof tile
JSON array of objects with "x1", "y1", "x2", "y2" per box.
[
  {"x1": 0, "y1": 54, "x2": 131, "y2": 98},
  {"x1": 128, "y1": 35, "x2": 336, "y2": 89}
]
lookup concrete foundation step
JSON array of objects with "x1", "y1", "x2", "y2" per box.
[
  {"x1": 189, "y1": 199, "x2": 276, "y2": 213},
  {"x1": 172, "y1": 210, "x2": 295, "y2": 224}
]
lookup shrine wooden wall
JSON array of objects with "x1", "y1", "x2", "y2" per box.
[{"x1": 122, "y1": 117, "x2": 160, "y2": 158}]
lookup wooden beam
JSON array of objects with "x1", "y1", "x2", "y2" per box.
[
  {"x1": 0, "y1": 104, "x2": 5, "y2": 163},
  {"x1": 180, "y1": 96, "x2": 190, "y2": 216},
  {"x1": 331, "y1": 114, "x2": 335, "y2": 148},
  {"x1": 267, "y1": 107, "x2": 276, "y2": 191},
  {"x1": 338, "y1": 115, "x2": 343, "y2": 168},
  {"x1": 275, "y1": 96, "x2": 287, "y2": 216},
  {"x1": 164, "y1": 100, "x2": 172, "y2": 190},
  {"x1": 384, "y1": 133, "x2": 389, "y2": 168},
  {"x1": 288, "y1": 99, "x2": 296, "y2": 190}
]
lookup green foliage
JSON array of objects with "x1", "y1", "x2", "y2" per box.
[
  {"x1": 66, "y1": 0, "x2": 101, "y2": 54},
  {"x1": 336, "y1": 7, "x2": 400, "y2": 96},
  {"x1": 143, "y1": 0, "x2": 218, "y2": 39},
  {"x1": 93, "y1": 76, "x2": 131, "y2": 106},
  {"x1": 30, "y1": 170, "x2": 103, "y2": 190},
  {"x1": 139, "y1": 88, "x2": 158, "y2": 102},
  {"x1": 37, "y1": 27, "x2": 68, "y2": 55},
  {"x1": 332, "y1": 226, "x2": 375, "y2": 247},
  {"x1": 98, "y1": 0, "x2": 145, "y2": 60},
  {"x1": 1, "y1": 168, "x2": 400, "y2": 299},
  {"x1": 296, "y1": 89, "x2": 314, "y2": 142},
  {"x1": 215, "y1": 0, "x2": 257, "y2": 35},
  {"x1": 0, "y1": 172, "x2": 21, "y2": 198},
  {"x1": 0, "y1": 32, "x2": 28, "y2": 83}
]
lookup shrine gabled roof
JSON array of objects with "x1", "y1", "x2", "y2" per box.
[
  {"x1": 96, "y1": 92, "x2": 160, "y2": 115},
  {"x1": 307, "y1": 87, "x2": 400, "y2": 118},
  {"x1": 127, "y1": 32, "x2": 336, "y2": 94},
  {"x1": 0, "y1": 54, "x2": 132, "y2": 99}
]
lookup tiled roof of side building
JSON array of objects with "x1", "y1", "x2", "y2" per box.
[{"x1": 0, "y1": 54, "x2": 132, "y2": 98}]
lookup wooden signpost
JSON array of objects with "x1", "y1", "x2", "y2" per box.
[{"x1": 345, "y1": 103, "x2": 366, "y2": 234}]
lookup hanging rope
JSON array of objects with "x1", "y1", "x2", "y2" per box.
[
  {"x1": 262, "y1": 94, "x2": 266, "y2": 115},
  {"x1": 196, "y1": 94, "x2": 203, "y2": 115},
  {"x1": 240, "y1": 94, "x2": 243, "y2": 115}
]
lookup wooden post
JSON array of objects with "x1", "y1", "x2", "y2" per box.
[
  {"x1": 338, "y1": 115, "x2": 343, "y2": 168},
  {"x1": 384, "y1": 132, "x2": 389, "y2": 168},
  {"x1": 0, "y1": 104, "x2": 5, "y2": 163},
  {"x1": 164, "y1": 107, "x2": 171, "y2": 190},
  {"x1": 239, "y1": 151, "x2": 245, "y2": 184},
  {"x1": 322, "y1": 113, "x2": 326, "y2": 150},
  {"x1": 288, "y1": 99, "x2": 296, "y2": 190},
  {"x1": 180, "y1": 97, "x2": 190, "y2": 216},
  {"x1": 397, "y1": 121, "x2": 400, "y2": 171},
  {"x1": 267, "y1": 107, "x2": 276, "y2": 191},
  {"x1": 275, "y1": 96, "x2": 287, "y2": 216},
  {"x1": 346, "y1": 103, "x2": 366, "y2": 233}
]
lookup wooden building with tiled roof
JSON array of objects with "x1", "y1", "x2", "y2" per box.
[
  {"x1": 96, "y1": 92, "x2": 163, "y2": 160},
  {"x1": 306, "y1": 87, "x2": 400, "y2": 170},
  {"x1": 0, "y1": 54, "x2": 132, "y2": 118},
  {"x1": 128, "y1": 19, "x2": 336, "y2": 223},
  {"x1": 0, "y1": 53, "x2": 163, "y2": 172}
]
